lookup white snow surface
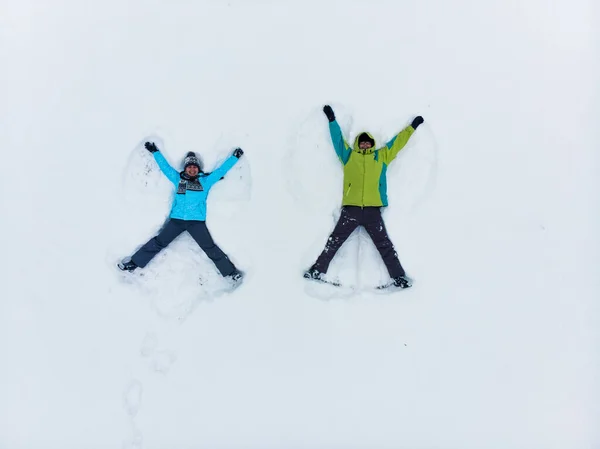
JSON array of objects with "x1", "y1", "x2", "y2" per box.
[{"x1": 1, "y1": 1, "x2": 599, "y2": 448}]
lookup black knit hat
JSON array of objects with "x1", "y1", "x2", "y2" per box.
[
  {"x1": 358, "y1": 132, "x2": 375, "y2": 146},
  {"x1": 183, "y1": 151, "x2": 201, "y2": 170}
]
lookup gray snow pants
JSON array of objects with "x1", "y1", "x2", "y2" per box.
[
  {"x1": 313, "y1": 206, "x2": 405, "y2": 278},
  {"x1": 131, "y1": 219, "x2": 236, "y2": 276}
]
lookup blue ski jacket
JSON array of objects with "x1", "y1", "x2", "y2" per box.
[{"x1": 153, "y1": 151, "x2": 238, "y2": 221}]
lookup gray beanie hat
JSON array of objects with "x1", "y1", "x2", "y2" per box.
[{"x1": 183, "y1": 152, "x2": 201, "y2": 169}]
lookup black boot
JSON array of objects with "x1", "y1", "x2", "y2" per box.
[
  {"x1": 392, "y1": 275, "x2": 412, "y2": 288},
  {"x1": 226, "y1": 269, "x2": 244, "y2": 282},
  {"x1": 118, "y1": 260, "x2": 138, "y2": 272},
  {"x1": 303, "y1": 265, "x2": 323, "y2": 280}
]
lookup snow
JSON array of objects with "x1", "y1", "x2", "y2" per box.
[{"x1": 1, "y1": 1, "x2": 599, "y2": 448}]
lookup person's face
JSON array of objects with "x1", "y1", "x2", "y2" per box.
[
  {"x1": 185, "y1": 165, "x2": 199, "y2": 176},
  {"x1": 359, "y1": 141, "x2": 373, "y2": 150}
]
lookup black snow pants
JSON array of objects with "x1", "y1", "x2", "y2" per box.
[
  {"x1": 131, "y1": 219, "x2": 236, "y2": 276},
  {"x1": 313, "y1": 206, "x2": 405, "y2": 278}
]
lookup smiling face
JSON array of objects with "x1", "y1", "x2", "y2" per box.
[
  {"x1": 359, "y1": 140, "x2": 373, "y2": 150},
  {"x1": 356, "y1": 132, "x2": 375, "y2": 151},
  {"x1": 185, "y1": 165, "x2": 199, "y2": 177}
]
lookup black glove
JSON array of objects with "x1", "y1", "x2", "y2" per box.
[
  {"x1": 323, "y1": 105, "x2": 335, "y2": 122},
  {"x1": 233, "y1": 148, "x2": 244, "y2": 158},
  {"x1": 144, "y1": 142, "x2": 158, "y2": 153},
  {"x1": 411, "y1": 116, "x2": 424, "y2": 130}
]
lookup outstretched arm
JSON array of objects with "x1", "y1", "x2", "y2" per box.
[
  {"x1": 145, "y1": 142, "x2": 179, "y2": 185},
  {"x1": 203, "y1": 149, "x2": 243, "y2": 189},
  {"x1": 379, "y1": 116, "x2": 423, "y2": 164},
  {"x1": 323, "y1": 105, "x2": 352, "y2": 165}
]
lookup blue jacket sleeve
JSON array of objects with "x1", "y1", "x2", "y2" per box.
[
  {"x1": 329, "y1": 120, "x2": 352, "y2": 165},
  {"x1": 153, "y1": 152, "x2": 180, "y2": 185},
  {"x1": 203, "y1": 155, "x2": 239, "y2": 190}
]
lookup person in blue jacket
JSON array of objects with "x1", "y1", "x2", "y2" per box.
[{"x1": 118, "y1": 142, "x2": 244, "y2": 282}]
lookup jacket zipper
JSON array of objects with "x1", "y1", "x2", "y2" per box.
[{"x1": 362, "y1": 153, "x2": 366, "y2": 207}]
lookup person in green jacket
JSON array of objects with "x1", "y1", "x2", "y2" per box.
[{"x1": 304, "y1": 105, "x2": 424, "y2": 288}]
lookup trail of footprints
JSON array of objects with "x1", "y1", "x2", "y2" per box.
[
  {"x1": 140, "y1": 332, "x2": 178, "y2": 374},
  {"x1": 122, "y1": 332, "x2": 178, "y2": 448}
]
